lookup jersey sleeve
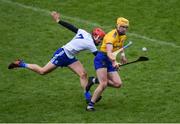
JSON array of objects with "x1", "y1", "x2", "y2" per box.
[
  {"x1": 58, "y1": 20, "x2": 78, "y2": 33},
  {"x1": 89, "y1": 44, "x2": 98, "y2": 53}
]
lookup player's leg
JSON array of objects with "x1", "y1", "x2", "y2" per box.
[
  {"x1": 86, "y1": 52, "x2": 104, "y2": 92},
  {"x1": 26, "y1": 61, "x2": 57, "y2": 75},
  {"x1": 86, "y1": 57, "x2": 121, "y2": 91},
  {"x1": 92, "y1": 68, "x2": 108, "y2": 102},
  {"x1": 86, "y1": 76, "x2": 99, "y2": 91},
  {"x1": 8, "y1": 59, "x2": 57, "y2": 75},
  {"x1": 86, "y1": 75, "x2": 121, "y2": 89},
  {"x1": 107, "y1": 71, "x2": 122, "y2": 88},
  {"x1": 86, "y1": 68, "x2": 108, "y2": 111},
  {"x1": 68, "y1": 60, "x2": 88, "y2": 90},
  {"x1": 68, "y1": 61, "x2": 91, "y2": 102},
  {"x1": 8, "y1": 48, "x2": 67, "y2": 74}
]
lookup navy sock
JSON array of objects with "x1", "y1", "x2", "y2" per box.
[
  {"x1": 88, "y1": 101, "x2": 95, "y2": 107},
  {"x1": 95, "y1": 78, "x2": 99, "y2": 84},
  {"x1": 19, "y1": 61, "x2": 27, "y2": 68},
  {"x1": 84, "y1": 91, "x2": 91, "y2": 100}
]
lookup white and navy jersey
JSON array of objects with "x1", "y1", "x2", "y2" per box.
[{"x1": 62, "y1": 29, "x2": 97, "y2": 58}]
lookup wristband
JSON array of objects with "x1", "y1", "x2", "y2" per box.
[{"x1": 121, "y1": 52, "x2": 125, "y2": 57}]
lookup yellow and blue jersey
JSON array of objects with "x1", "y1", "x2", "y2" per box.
[{"x1": 100, "y1": 29, "x2": 127, "y2": 52}]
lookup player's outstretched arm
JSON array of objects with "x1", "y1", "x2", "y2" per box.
[{"x1": 51, "y1": 11, "x2": 78, "y2": 33}]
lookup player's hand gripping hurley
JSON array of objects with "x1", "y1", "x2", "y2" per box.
[{"x1": 112, "y1": 41, "x2": 133, "y2": 66}]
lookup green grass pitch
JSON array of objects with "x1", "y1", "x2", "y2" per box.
[{"x1": 0, "y1": 0, "x2": 180, "y2": 122}]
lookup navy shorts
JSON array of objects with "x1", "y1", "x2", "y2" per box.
[
  {"x1": 94, "y1": 52, "x2": 117, "y2": 72},
  {"x1": 51, "y1": 48, "x2": 77, "y2": 67}
]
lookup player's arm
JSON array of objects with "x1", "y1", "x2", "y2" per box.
[
  {"x1": 58, "y1": 20, "x2": 78, "y2": 33},
  {"x1": 106, "y1": 43, "x2": 115, "y2": 61},
  {"x1": 120, "y1": 40, "x2": 128, "y2": 64},
  {"x1": 106, "y1": 43, "x2": 120, "y2": 68},
  {"x1": 51, "y1": 11, "x2": 78, "y2": 33}
]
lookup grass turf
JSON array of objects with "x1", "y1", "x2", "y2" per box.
[{"x1": 0, "y1": 0, "x2": 180, "y2": 122}]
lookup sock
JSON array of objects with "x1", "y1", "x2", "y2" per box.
[
  {"x1": 92, "y1": 77, "x2": 99, "y2": 84},
  {"x1": 95, "y1": 78, "x2": 99, "y2": 84},
  {"x1": 19, "y1": 61, "x2": 27, "y2": 68},
  {"x1": 92, "y1": 78, "x2": 96, "y2": 83},
  {"x1": 84, "y1": 91, "x2": 91, "y2": 100},
  {"x1": 88, "y1": 101, "x2": 95, "y2": 107}
]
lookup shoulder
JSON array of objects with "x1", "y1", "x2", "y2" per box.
[
  {"x1": 105, "y1": 29, "x2": 117, "y2": 38},
  {"x1": 104, "y1": 29, "x2": 117, "y2": 40},
  {"x1": 108, "y1": 29, "x2": 117, "y2": 35},
  {"x1": 77, "y1": 29, "x2": 89, "y2": 35}
]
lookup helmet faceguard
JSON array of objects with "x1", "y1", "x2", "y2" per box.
[{"x1": 92, "y1": 28, "x2": 105, "y2": 46}]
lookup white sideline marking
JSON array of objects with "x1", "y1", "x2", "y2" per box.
[
  {"x1": 1, "y1": 0, "x2": 179, "y2": 48},
  {"x1": 127, "y1": 32, "x2": 179, "y2": 48}
]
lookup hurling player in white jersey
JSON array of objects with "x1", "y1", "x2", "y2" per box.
[{"x1": 8, "y1": 11, "x2": 105, "y2": 103}]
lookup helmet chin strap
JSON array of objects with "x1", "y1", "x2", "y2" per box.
[
  {"x1": 94, "y1": 35, "x2": 100, "y2": 40},
  {"x1": 93, "y1": 35, "x2": 100, "y2": 46}
]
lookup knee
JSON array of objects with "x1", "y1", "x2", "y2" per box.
[
  {"x1": 39, "y1": 69, "x2": 47, "y2": 75},
  {"x1": 114, "y1": 82, "x2": 122, "y2": 88},
  {"x1": 99, "y1": 82, "x2": 108, "y2": 90},
  {"x1": 79, "y1": 71, "x2": 87, "y2": 79}
]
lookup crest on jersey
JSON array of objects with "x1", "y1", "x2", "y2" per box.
[{"x1": 76, "y1": 34, "x2": 84, "y2": 39}]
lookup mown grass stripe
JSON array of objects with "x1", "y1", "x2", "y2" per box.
[{"x1": 0, "y1": 0, "x2": 179, "y2": 48}]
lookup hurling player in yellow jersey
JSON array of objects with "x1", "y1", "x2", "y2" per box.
[{"x1": 86, "y1": 17, "x2": 129, "y2": 111}]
